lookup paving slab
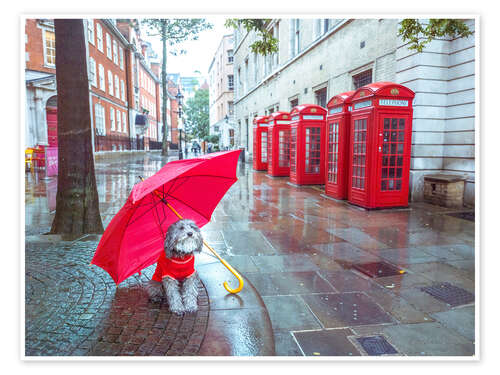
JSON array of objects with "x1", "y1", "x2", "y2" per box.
[{"x1": 293, "y1": 328, "x2": 361, "y2": 356}]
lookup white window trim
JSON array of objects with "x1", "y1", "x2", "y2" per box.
[
  {"x1": 117, "y1": 109, "x2": 121, "y2": 132},
  {"x1": 113, "y1": 40, "x2": 118, "y2": 64},
  {"x1": 87, "y1": 19, "x2": 95, "y2": 45},
  {"x1": 89, "y1": 57, "x2": 97, "y2": 87},
  {"x1": 121, "y1": 80, "x2": 125, "y2": 101},
  {"x1": 98, "y1": 64, "x2": 105, "y2": 91},
  {"x1": 110, "y1": 107, "x2": 115, "y2": 131},
  {"x1": 122, "y1": 112, "x2": 127, "y2": 133},
  {"x1": 96, "y1": 23, "x2": 103, "y2": 52},
  {"x1": 106, "y1": 33, "x2": 112, "y2": 59},
  {"x1": 42, "y1": 29, "x2": 56, "y2": 67},
  {"x1": 119, "y1": 47, "x2": 124, "y2": 70},
  {"x1": 114, "y1": 75, "x2": 119, "y2": 97},
  {"x1": 108, "y1": 70, "x2": 113, "y2": 94}
]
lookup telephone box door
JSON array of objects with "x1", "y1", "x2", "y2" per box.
[{"x1": 375, "y1": 113, "x2": 412, "y2": 206}]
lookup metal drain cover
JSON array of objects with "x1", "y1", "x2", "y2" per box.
[
  {"x1": 352, "y1": 261, "x2": 404, "y2": 278},
  {"x1": 356, "y1": 336, "x2": 398, "y2": 356},
  {"x1": 421, "y1": 282, "x2": 474, "y2": 307}
]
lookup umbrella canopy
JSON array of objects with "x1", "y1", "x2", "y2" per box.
[{"x1": 91, "y1": 150, "x2": 241, "y2": 285}]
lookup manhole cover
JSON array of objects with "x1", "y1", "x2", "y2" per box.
[
  {"x1": 356, "y1": 336, "x2": 398, "y2": 356},
  {"x1": 421, "y1": 282, "x2": 474, "y2": 307},
  {"x1": 446, "y1": 211, "x2": 475, "y2": 222},
  {"x1": 352, "y1": 262, "x2": 404, "y2": 278}
]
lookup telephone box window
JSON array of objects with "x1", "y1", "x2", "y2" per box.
[
  {"x1": 261, "y1": 132, "x2": 268, "y2": 163},
  {"x1": 279, "y1": 130, "x2": 290, "y2": 168},
  {"x1": 305, "y1": 127, "x2": 321, "y2": 173},
  {"x1": 352, "y1": 119, "x2": 367, "y2": 190},
  {"x1": 290, "y1": 128, "x2": 297, "y2": 173},
  {"x1": 381, "y1": 117, "x2": 405, "y2": 191},
  {"x1": 328, "y1": 122, "x2": 339, "y2": 183}
]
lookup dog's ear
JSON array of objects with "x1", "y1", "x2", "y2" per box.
[{"x1": 164, "y1": 225, "x2": 177, "y2": 258}]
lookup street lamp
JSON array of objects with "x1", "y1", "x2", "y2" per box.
[{"x1": 176, "y1": 90, "x2": 184, "y2": 160}]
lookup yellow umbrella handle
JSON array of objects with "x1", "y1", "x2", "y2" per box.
[{"x1": 141, "y1": 177, "x2": 244, "y2": 294}]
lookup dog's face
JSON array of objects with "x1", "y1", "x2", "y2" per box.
[{"x1": 164, "y1": 219, "x2": 203, "y2": 258}]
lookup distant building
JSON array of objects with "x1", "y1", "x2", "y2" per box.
[
  {"x1": 232, "y1": 18, "x2": 476, "y2": 205},
  {"x1": 208, "y1": 34, "x2": 235, "y2": 149}
]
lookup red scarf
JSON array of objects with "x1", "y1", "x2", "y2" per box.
[{"x1": 152, "y1": 253, "x2": 195, "y2": 281}]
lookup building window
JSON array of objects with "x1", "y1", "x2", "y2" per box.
[
  {"x1": 122, "y1": 112, "x2": 127, "y2": 133},
  {"x1": 353, "y1": 69, "x2": 373, "y2": 89},
  {"x1": 227, "y1": 49, "x2": 233, "y2": 63},
  {"x1": 244, "y1": 58, "x2": 249, "y2": 93},
  {"x1": 227, "y1": 75, "x2": 233, "y2": 90},
  {"x1": 95, "y1": 103, "x2": 105, "y2": 135},
  {"x1": 290, "y1": 19, "x2": 300, "y2": 58},
  {"x1": 119, "y1": 47, "x2": 124, "y2": 69},
  {"x1": 121, "y1": 80, "x2": 125, "y2": 101},
  {"x1": 44, "y1": 30, "x2": 56, "y2": 66},
  {"x1": 290, "y1": 97, "x2": 299, "y2": 109},
  {"x1": 89, "y1": 57, "x2": 97, "y2": 87},
  {"x1": 106, "y1": 33, "x2": 112, "y2": 59},
  {"x1": 96, "y1": 23, "x2": 103, "y2": 52},
  {"x1": 315, "y1": 87, "x2": 327, "y2": 108},
  {"x1": 272, "y1": 22, "x2": 279, "y2": 68},
  {"x1": 108, "y1": 70, "x2": 113, "y2": 94},
  {"x1": 228, "y1": 101, "x2": 234, "y2": 116},
  {"x1": 88, "y1": 19, "x2": 95, "y2": 45},
  {"x1": 114, "y1": 75, "x2": 119, "y2": 97},
  {"x1": 110, "y1": 107, "x2": 115, "y2": 131},
  {"x1": 253, "y1": 53, "x2": 258, "y2": 84},
  {"x1": 314, "y1": 19, "x2": 322, "y2": 39},
  {"x1": 113, "y1": 40, "x2": 118, "y2": 64},
  {"x1": 117, "y1": 109, "x2": 122, "y2": 132},
  {"x1": 98, "y1": 64, "x2": 105, "y2": 90}
]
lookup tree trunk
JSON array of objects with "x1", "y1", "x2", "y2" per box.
[
  {"x1": 161, "y1": 21, "x2": 169, "y2": 156},
  {"x1": 50, "y1": 19, "x2": 103, "y2": 235}
]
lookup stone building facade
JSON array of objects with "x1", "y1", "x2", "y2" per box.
[
  {"x1": 208, "y1": 34, "x2": 235, "y2": 149},
  {"x1": 232, "y1": 18, "x2": 475, "y2": 205}
]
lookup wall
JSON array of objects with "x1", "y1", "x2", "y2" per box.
[{"x1": 395, "y1": 19, "x2": 475, "y2": 205}]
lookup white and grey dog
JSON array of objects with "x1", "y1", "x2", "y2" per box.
[{"x1": 145, "y1": 219, "x2": 203, "y2": 315}]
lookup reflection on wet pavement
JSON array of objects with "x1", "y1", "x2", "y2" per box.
[{"x1": 25, "y1": 152, "x2": 476, "y2": 357}]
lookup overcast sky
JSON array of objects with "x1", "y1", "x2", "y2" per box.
[{"x1": 142, "y1": 16, "x2": 233, "y2": 81}]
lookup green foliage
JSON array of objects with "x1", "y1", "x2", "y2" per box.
[
  {"x1": 399, "y1": 19, "x2": 472, "y2": 52},
  {"x1": 141, "y1": 18, "x2": 212, "y2": 45},
  {"x1": 184, "y1": 89, "x2": 210, "y2": 140},
  {"x1": 225, "y1": 18, "x2": 279, "y2": 56},
  {"x1": 208, "y1": 134, "x2": 219, "y2": 144}
]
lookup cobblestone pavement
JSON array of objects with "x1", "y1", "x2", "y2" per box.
[{"x1": 25, "y1": 236, "x2": 209, "y2": 356}]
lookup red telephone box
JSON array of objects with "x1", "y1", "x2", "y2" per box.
[
  {"x1": 325, "y1": 91, "x2": 354, "y2": 199},
  {"x1": 348, "y1": 82, "x2": 415, "y2": 209},
  {"x1": 289, "y1": 105, "x2": 327, "y2": 185},
  {"x1": 253, "y1": 116, "x2": 270, "y2": 171},
  {"x1": 267, "y1": 111, "x2": 291, "y2": 177}
]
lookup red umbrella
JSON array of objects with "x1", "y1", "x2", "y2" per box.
[{"x1": 91, "y1": 150, "x2": 243, "y2": 291}]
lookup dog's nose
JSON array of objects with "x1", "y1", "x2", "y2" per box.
[{"x1": 187, "y1": 232, "x2": 193, "y2": 237}]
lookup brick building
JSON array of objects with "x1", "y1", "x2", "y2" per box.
[
  {"x1": 208, "y1": 34, "x2": 235, "y2": 150},
  {"x1": 24, "y1": 18, "x2": 180, "y2": 158},
  {"x1": 232, "y1": 18, "x2": 476, "y2": 205}
]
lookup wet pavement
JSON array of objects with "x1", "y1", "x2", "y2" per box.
[{"x1": 25, "y1": 151, "x2": 476, "y2": 357}]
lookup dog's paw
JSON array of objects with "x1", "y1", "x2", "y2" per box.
[
  {"x1": 183, "y1": 300, "x2": 198, "y2": 313},
  {"x1": 169, "y1": 302, "x2": 185, "y2": 316}
]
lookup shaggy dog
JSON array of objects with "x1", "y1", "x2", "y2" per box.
[{"x1": 145, "y1": 219, "x2": 203, "y2": 315}]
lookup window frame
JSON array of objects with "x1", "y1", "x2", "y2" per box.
[
  {"x1": 98, "y1": 64, "x2": 105, "y2": 91},
  {"x1": 89, "y1": 57, "x2": 97, "y2": 87},
  {"x1": 96, "y1": 23, "x2": 103, "y2": 52},
  {"x1": 87, "y1": 19, "x2": 95, "y2": 45},
  {"x1": 108, "y1": 70, "x2": 113, "y2": 94},
  {"x1": 110, "y1": 107, "x2": 115, "y2": 131},
  {"x1": 43, "y1": 30, "x2": 56, "y2": 67},
  {"x1": 106, "y1": 33, "x2": 112, "y2": 59}
]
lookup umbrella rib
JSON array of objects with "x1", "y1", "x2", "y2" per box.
[{"x1": 127, "y1": 194, "x2": 166, "y2": 226}]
